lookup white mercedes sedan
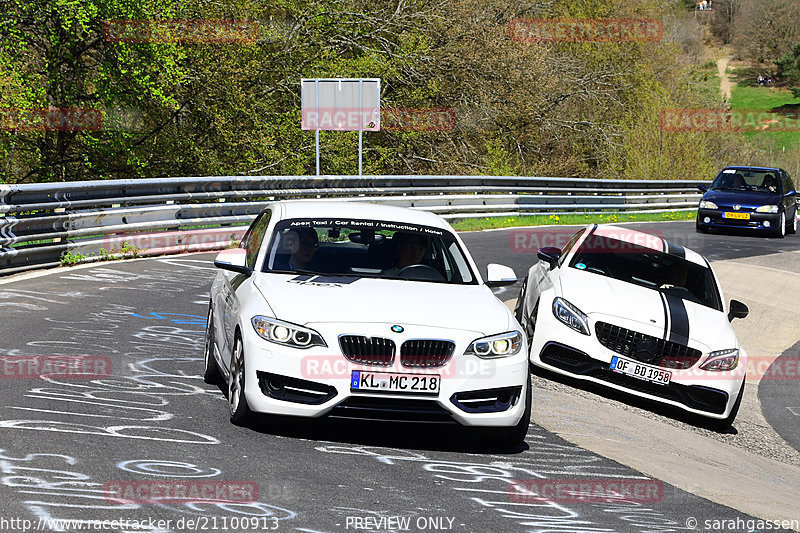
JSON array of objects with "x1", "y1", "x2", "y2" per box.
[
  {"x1": 515, "y1": 224, "x2": 749, "y2": 431},
  {"x1": 204, "y1": 200, "x2": 531, "y2": 445}
]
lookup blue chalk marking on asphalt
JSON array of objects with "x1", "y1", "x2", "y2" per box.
[{"x1": 130, "y1": 312, "x2": 206, "y2": 325}]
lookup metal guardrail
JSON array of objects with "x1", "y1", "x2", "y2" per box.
[{"x1": 0, "y1": 175, "x2": 704, "y2": 276}]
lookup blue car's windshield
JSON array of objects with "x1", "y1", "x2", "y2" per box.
[{"x1": 710, "y1": 169, "x2": 780, "y2": 193}]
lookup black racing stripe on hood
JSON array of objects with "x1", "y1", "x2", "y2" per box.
[
  {"x1": 664, "y1": 294, "x2": 690, "y2": 346},
  {"x1": 658, "y1": 292, "x2": 669, "y2": 340}
]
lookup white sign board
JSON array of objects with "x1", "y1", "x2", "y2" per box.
[{"x1": 301, "y1": 78, "x2": 380, "y2": 131}]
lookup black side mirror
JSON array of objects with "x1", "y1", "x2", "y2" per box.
[
  {"x1": 698, "y1": 184, "x2": 708, "y2": 192},
  {"x1": 728, "y1": 299, "x2": 748, "y2": 321},
  {"x1": 537, "y1": 247, "x2": 561, "y2": 270}
]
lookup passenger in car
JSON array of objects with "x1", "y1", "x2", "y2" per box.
[{"x1": 382, "y1": 232, "x2": 428, "y2": 276}]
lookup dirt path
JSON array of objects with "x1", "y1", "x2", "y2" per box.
[{"x1": 717, "y1": 56, "x2": 734, "y2": 101}]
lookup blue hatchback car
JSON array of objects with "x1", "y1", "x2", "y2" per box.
[{"x1": 696, "y1": 166, "x2": 798, "y2": 237}]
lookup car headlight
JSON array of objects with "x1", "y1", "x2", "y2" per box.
[
  {"x1": 251, "y1": 316, "x2": 326, "y2": 349},
  {"x1": 699, "y1": 200, "x2": 718, "y2": 209},
  {"x1": 755, "y1": 205, "x2": 778, "y2": 213},
  {"x1": 465, "y1": 331, "x2": 522, "y2": 358},
  {"x1": 699, "y1": 348, "x2": 739, "y2": 371},
  {"x1": 552, "y1": 297, "x2": 590, "y2": 336}
]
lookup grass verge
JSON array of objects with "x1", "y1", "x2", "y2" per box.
[{"x1": 449, "y1": 210, "x2": 697, "y2": 232}]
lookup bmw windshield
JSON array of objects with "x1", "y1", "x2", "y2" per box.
[
  {"x1": 569, "y1": 234, "x2": 722, "y2": 311},
  {"x1": 261, "y1": 218, "x2": 477, "y2": 284}
]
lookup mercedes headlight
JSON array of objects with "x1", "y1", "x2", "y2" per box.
[
  {"x1": 755, "y1": 205, "x2": 778, "y2": 213},
  {"x1": 465, "y1": 331, "x2": 523, "y2": 358},
  {"x1": 251, "y1": 316, "x2": 326, "y2": 349},
  {"x1": 699, "y1": 200, "x2": 718, "y2": 209},
  {"x1": 552, "y1": 297, "x2": 590, "y2": 336},
  {"x1": 699, "y1": 348, "x2": 739, "y2": 371}
]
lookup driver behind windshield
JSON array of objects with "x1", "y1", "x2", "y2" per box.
[
  {"x1": 274, "y1": 227, "x2": 319, "y2": 271},
  {"x1": 761, "y1": 174, "x2": 778, "y2": 192},
  {"x1": 383, "y1": 232, "x2": 428, "y2": 276}
]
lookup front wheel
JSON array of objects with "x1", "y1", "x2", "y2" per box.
[
  {"x1": 696, "y1": 221, "x2": 709, "y2": 234},
  {"x1": 709, "y1": 380, "x2": 744, "y2": 432},
  {"x1": 203, "y1": 307, "x2": 222, "y2": 384},
  {"x1": 773, "y1": 211, "x2": 786, "y2": 238},
  {"x1": 505, "y1": 371, "x2": 532, "y2": 447},
  {"x1": 228, "y1": 335, "x2": 251, "y2": 426}
]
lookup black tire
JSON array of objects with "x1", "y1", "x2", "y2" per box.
[
  {"x1": 228, "y1": 335, "x2": 251, "y2": 426},
  {"x1": 523, "y1": 299, "x2": 540, "y2": 348},
  {"x1": 513, "y1": 278, "x2": 527, "y2": 323},
  {"x1": 709, "y1": 379, "x2": 744, "y2": 432},
  {"x1": 787, "y1": 208, "x2": 797, "y2": 235},
  {"x1": 203, "y1": 307, "x2": 222, "y2": 384},
  {"x1": 696, "y1": 221, "x2": 708, "y2": 234},
  {"x1": 505, "y1": 370, "x2": 532, "y2": 447},
  {"x1": 773, "y1": 211, "x2": 786, "y2": 238}
]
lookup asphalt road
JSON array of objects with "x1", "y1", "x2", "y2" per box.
[
  {"x1": 0, "y1": 221, "x2": 798, "y2": 533},
  {"x1": 760, "y1": 339, "x2": 800, "y2": 453}
]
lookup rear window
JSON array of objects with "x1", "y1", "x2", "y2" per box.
[{"x1": 569, "y1": 234, "x2": 722, "y2": 311}]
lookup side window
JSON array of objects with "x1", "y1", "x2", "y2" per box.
[
  {"x1": 783, "y1": 172, "x2": 795, "y2": 193},
  {"x1": 558, "y1": 229, "x2": 586, "y2": 267},
  {"x1": 240, "y1": 211, "x2": 271, "y2": 268}
]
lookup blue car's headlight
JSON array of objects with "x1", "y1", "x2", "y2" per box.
[
  {"x1": 699, "y1": 200, "x2": 718, "y2": 209},
  {"x1": 552, "y1": 297, "x2": 590, "y2": 336},
  {"x1": 251, "y1": 316, "x2": 326, "y2": 349},
  {"x1": 465, "y1": 331, "x2": 523, "y2": 358},
  {"x1": 755, "y1": 205, "x2": 778, "y2": 213}
]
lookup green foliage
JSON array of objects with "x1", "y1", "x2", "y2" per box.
[
  {"x1": 777, "y1": 42, "x2": 800, "y2": 97},
  {"x1": 60, "y1": 250, "x2": 87, "y2": 265},
  {"x1": 0, "y1": 0, "x2": 792, "y2": 182}
]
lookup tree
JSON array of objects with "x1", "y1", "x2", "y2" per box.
[
  {"x1": 776, "y1": 42, "x2": 800, "y2": 97},
  {"x1": 731, "y1": 0, "x2": 800, "y2": 66}
]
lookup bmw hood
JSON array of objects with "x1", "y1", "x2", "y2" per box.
[
  {"x1": 252, "y1": 273, "x2": 511, "y2": 336},
  {"x1": 558, "y1": 268, "x2": 736, "y2": 351}
]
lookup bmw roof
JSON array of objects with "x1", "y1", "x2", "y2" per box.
[{"x1": 272, "y1": 200, "x2": 452, "y2": 230}]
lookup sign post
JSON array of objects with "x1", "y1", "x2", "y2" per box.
[{"x1": 301, "y1": 78, "x2": 380, "y2": 176}]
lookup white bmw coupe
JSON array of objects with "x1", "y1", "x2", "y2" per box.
[
  {"x1": 204, "y1": 201, "x2": 531, "y2": 445},
  {"x1": 515, "y1": 224, "x2": 749, "y2": 430}
]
